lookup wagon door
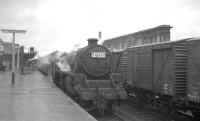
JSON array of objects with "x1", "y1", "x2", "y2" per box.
[
  {"x1": 136, "y1": 51, "x2": 152, "y2": 90},
  {"x1": 110, "y1": 51, "x2": 123, "y2": 73},
  {"x1": 152, "y1": 48, "x2": 172, "y2": 94},
  {"x1": 187, "y1": 41, "x2": 200, "y2": 102}
]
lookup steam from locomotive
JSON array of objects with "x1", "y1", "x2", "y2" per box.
[{"x1": 37, "y1": 50, "x2": 71, "y2": 74}]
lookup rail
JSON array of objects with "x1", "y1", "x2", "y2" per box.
[
  {"x1": 84, "y1": 74, "x2": 89, "y2": 88},
  {"x1": 109, "y1": 73, "x2": 116, "y2": 88}
]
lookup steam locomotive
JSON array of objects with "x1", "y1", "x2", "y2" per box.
[
  {"x1": 111, "y1": 38, "x2": 200, "y2": 120},
  {"x1": 51, "y1": 38, "x2": 127, "y2": 113}
]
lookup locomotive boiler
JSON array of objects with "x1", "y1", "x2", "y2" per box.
[{"x1": 54, "y1": 38, "x2": 127, "y2": 113}]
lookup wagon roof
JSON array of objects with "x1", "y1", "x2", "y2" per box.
[
  {"x1": 109, "y1": 48, "x2": 126, "y2": 53},
  {"x1": 127, "y1": 37, "x2": 200, "y2": 50}
]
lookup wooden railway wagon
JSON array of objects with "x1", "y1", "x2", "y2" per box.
[
  {"x1": 125, "y1": 38, "x2": 200, "y2": 118},
  {"x1": 110, "y1": 49, "x2": 128, "y2": 84}
]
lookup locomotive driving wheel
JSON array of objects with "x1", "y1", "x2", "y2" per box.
[
  {"x1": 112, "y1": 101, "x2": 117, "y2": 112},
  {"x1": 107, "y1": 101, "x2": 117, "y2": 112},
  {"x1": 79, "y1": 100, "x2": 95, "y2": 111},
  {"x1": 99, "y1": 109, "x2": 105, "y2": 115}
]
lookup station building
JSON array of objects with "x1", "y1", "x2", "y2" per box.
[
  {"x1": 0, "y1": 38, "x2": 36, "y2": 70},
  {"x1": 0, "y1": 38, "x2": 20, "y2": 70}
]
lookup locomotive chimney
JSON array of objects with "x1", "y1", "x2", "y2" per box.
[{"x1": 87, "y1": 38, "x2": 98, "y2": 46}]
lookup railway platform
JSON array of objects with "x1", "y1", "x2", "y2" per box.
[{"x1": 0, "y1": 71, "x2": 96, "y2": 121}]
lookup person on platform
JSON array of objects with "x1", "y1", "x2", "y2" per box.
[{"x1": 2, "y1": 61, "x2": 6, "y2": 72}]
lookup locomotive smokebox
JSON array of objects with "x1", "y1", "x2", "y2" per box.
[{"x1": 87, "y1": 38, "x2": 98, "y2": 46}]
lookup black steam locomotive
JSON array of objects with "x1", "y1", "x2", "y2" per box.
[
  {"x1": 52, "y1": 38, "x2": 127, "y2": 113},
  {"x1": 111, "y1": 38, "x2": 200, "y2": 120}
]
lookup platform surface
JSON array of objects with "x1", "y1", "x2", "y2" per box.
[{"x1": 0, "y1": 71, "x2": 96, "y2": 121}]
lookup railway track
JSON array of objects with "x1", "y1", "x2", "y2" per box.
[
  {"x1": 90, "y1": 110, "x2": 124, "y2": 121},
  {"x1": 91, "y1": 102, "x2": 194, "y2": 121},
  {"x1": 120, "y1": 101, "x2": 194, "y2": 121},
  {"x1": 115, "y1": 104, "x2": 164, "y2": 121},
  {"x1": 55, "y1": 82, "x2": 194, "y2": 121},
  {"x1": 90, "y1": 104, "x2": 164, "y2": 121}
]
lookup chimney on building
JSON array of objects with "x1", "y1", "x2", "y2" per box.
[{"x1": 30, "y1": 47, "x2": 34, "y2": 53}]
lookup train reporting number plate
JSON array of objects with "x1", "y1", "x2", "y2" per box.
[{"x1": 91, "y1": 52, "x2": 106, "y2": 58}]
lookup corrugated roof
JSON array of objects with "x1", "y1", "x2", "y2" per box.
[
  {"x1": 127, "y1": 37, "x2": 200, "y2": 49},
  {"x1": 103, "y1": 25, "x2": 172, "y2": 43}
]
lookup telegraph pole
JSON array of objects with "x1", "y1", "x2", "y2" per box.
[
  {"x1": 17, "y1": 46, "x2": 20, "y2": 73},
  {"x1": 1, "y1": 29, "x2": 26, "y2": 84}
]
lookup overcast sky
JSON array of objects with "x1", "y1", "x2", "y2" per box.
[{"x1": 0, "y1": 0, "x2": 200, "y2": 56}]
